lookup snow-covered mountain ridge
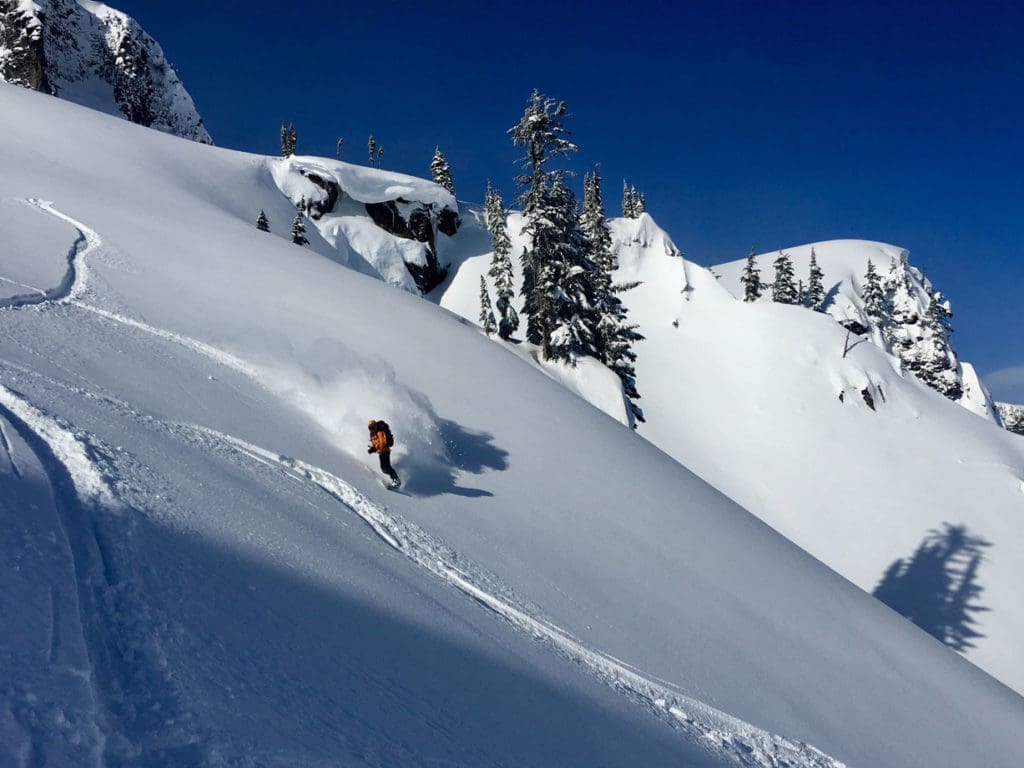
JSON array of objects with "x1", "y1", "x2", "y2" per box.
[
  {"x1": 0, "y1": 0, "x2": 210, "y2": 142},
  {"x1": 442, "y1": 210, "x2": 1024, "y2": 696},
  {"x1": 714, "y1": 240, "x2": 999, "y2": 422},
  {"x1": 3, "y1": 81, "x2": 1023, "y2": 767}
]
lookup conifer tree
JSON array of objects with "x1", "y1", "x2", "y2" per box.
[
  {"x1": 484, "y1": 182, "x2": 519, "y2": 340},
  {"x1": 430, "y1": 146, "x2": 456, "y2": 195},
  {"x1": 740, "y1": 248, "x2": 762, "y2": 301},
  {"x1": 479, "y1": 276, "x2": 497, "y2": 335},
  {"x1": 862, "y1": 259, "x2": 886, "y2": 320},
  {"x1": 540, "y1": 173, "x2": 598, "y2": 363},
  {"x1": 806, "y1": 247, "x2": 825, "y2": 310},
  {"x1": 368, "y1": 134, "x2": 376, "y2": 165},
  {"x1": 622, "y1": 179, "x2": 634, "y2": 218},
  {"x1": 583, "y1": 167, "x2": 644, "y2": 425},
  {"x1": 377, "y1": 146, "x2": 384, "y2": 168},
  {"x1": 771, "y1": 251, "x2": 798, "y2": 304},
  {"x1": 290, "y1": 206, "x2": 308, "y2": 246},
  {"x1": 256, "y1": 209, "x2": 270, "y2": 232},
  {"x1": 280, "y1": 123, "x2": 297, "y2": 157},
  {"x1": 636, "y1": 191, "x2": 647, "y2": 216},
  {"x1": 508, "y1": 89, "x2": 578, "y2": 350}
]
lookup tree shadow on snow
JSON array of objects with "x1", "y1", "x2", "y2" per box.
[
  {"x1": 400, "y1": 419, "x2": 509, "y2": 499},
  {"x1": 872, "y1": 523, "x2": 992, "y2": 652},
  {"x1": 819, "y1": 281, "x2": 843, "y2": 313}
]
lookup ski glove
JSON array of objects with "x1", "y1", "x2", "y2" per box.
[{"x1": 367, "y1": 445, "x2": 375, "y2": 454}]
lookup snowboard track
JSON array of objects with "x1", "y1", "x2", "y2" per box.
[
  {"x1": 0, "y1": 201, "x2": 845, "y2": 768},
  {"x1": 0, "y1": 385, "x2": 213, "y2": 766}
]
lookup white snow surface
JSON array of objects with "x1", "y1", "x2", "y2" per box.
[
  {"x1": 713, "y1": 240, "x2": 1002, "y2": 422},
  {"x1": 1, "y1": 82, "x2": 1023, "y2": 768},
  {"x1": 446, "y1": 209, "x2": 1024, "y2": 696}
]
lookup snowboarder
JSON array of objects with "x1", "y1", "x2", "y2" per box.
[{"x1": 367, "y1": 419, "x2": 401, "y2": 488}]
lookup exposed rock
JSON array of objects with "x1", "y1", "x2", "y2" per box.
[
  {"x1": 997, "y1": 403, "x2": 1024, "y2": 436},
  {"x1": 365, "y1": 200, "x2": 449, "y2": 293},
  {"x1": 0, "y1": 0, "x2": 50, "y2": 92},
  {"x1": 300, "y1": 171, "x2": 340, "y2": 219},
  {"x1": 0, "y1": 0, "x2": 211, "y2": 143}
]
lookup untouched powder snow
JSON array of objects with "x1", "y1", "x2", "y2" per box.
[
  {"x1": 445, "y1": 208, "x2": 1024, "y2": 696},
  {"x1": 2, "y1": 82, "x2": 1023, "y2": 767}
]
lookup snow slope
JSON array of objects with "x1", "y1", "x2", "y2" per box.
[
  {"x1": 713, "y1": 240, "x2": 1001, "y2": 422},
  {"x1": 445, "y1": 208, "x2": 1024, "y2": 696},
  {"x1": 1, "y1": 82, "x2": 1023, "y2": 767}
]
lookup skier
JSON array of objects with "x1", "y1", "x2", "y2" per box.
[{"x1": 367, "y1": 418, "x2": 401, "y2": 488}]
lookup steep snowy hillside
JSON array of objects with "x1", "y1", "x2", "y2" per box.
[
  {"x1": 713, "y1": 240, "x2": 1000, "y2": 422},
  {"x1": 0, "y1": 0, "x2": 210, "y2": 142},
  {"x1": 444, "y1": 213, "x2": 1024, "y2": 696},
  {"x1": 2, "y1": 82, "x2": 1023, "y2": 767}
]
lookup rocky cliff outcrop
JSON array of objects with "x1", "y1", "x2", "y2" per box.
[
  {"x1": 997, "y1": 403, "x2": 1024, "y2": 436},
  {"x1": 0, "y1": 0, "x2": 210, "y2": 143}
]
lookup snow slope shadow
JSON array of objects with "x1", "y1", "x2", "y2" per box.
[
  {"x1": 402, "y1": 418, "x2": 508, "y2": 498},
  {"x1": 873, "y1": 523, "x2": 992, "y2": 651},
  {"x1": 139, "y1": 516, "x2": 728, "y2": 767},
  {"x1": 0, "y1": 392, "x2": 209, "y2": 766}
]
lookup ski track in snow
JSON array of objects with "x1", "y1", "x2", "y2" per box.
[
  {"x1": 0, "y1": 200, "x2": 845, "y2": 768},
  {"x1": 0, "y1": 415, "x2": 22, "y2": 478},
  {"x1": 0, "y1": 384, "x2": 212, "y2": 766},
  {"x1": 185, "y1": 425, "x2": 843, "y2": 768},
  {"x1": 0, "y1": 199, "x2": 96, "y2": 309}
]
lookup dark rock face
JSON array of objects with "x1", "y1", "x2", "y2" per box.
[
  {"x1": 365, "y1": 200, "x2": 457, "y2": 293},
  {"x1": 437, "y1": 207, "x2": 460, "y2": 237},
  {"x1": 996, "y1": 403, "x2": 1024, "y2": 436},
  {"x1": 0, "y1": 0, "x2": 50, "y2": 92},
  {"x1": 300, "y1": 171, "x2": 340, "y2": 220},
  {"x1": 0, "y1": 0, "x2": 211, "y2": 144}
]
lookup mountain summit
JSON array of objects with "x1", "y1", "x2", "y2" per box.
[{"x1": 0, "y1": 0, "x2": 210, "y2": 143}]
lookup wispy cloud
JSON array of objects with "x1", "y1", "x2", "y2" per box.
[{"x1": 983, "y1": 366, "x2": 1024, "y2": 404}]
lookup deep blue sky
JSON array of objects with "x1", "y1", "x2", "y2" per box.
[{"x1": 121, "y1": 0, "x2": 1023, "y2": 399}]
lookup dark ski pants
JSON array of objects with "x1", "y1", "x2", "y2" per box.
[{"x1": 378, "y1": 451, "x2": 399, "y2": 483}]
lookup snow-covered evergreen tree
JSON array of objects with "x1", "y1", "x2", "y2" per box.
[
  {"x1": 484, "y1": 182, "x2": 519, "y2": 340},
  {"x1": 806, "y1": 247, "x2": 825, "y2": 310},
  {"x1": 771, "y1": 251, "x2": 798, "y2": 304},
  {"x1": 280, "y1": 123, "x2": 297, "y2": 157},
  {"x1": 430, "y1": 146, "x2": 456, "y2": 195},
  {"x1": 881, "y1": 258, "x2": 962, "y2": 401},
  {"x1": 862, "y1": 259, "x2": 886, "y2": 320},
  {"x1": 620, "y1": 181, "x2": 645, "y2": 219},
  {"x1": 479, "y1": 276, "x2": 497, "y2": 336},
  {"x1": 290, "y1": 207, "x2": 308, "y2": 246},
  {"x1": 583, "y1": 167, "x2": 644, "y2": 425},
  {"x1": 256, "y1": 209, "x2": 270, "y2": 232},
  {"x1": 508, "y1": 89, "x2": 578, "y2": 350},
  {"x1": 368, "y1": 134, "x2": 376, "y2": 165},
  {"x1": 540, "y1": 173, "x2": 598, "y2": 363},
  {"x1": 740, "y1": 248, "x2": 762, "y2": 302}
]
